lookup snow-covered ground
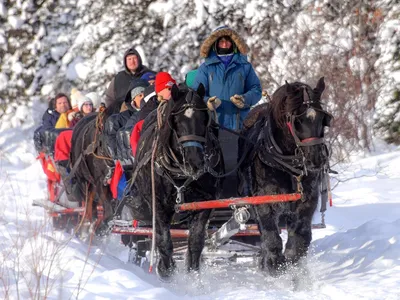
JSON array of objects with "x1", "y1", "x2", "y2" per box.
[{"x1": 1, "y1": 120, "x2": 400, "y2": 299}]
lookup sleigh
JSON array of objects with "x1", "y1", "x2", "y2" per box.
[
  {"x1": 33, "y1": 124, "x2": 331, "y2": 267},
  {"x1": 33, "y1": 79, "x2": 334, "y2": 278}
]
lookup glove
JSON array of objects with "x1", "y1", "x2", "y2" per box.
[
  {"x1": 207, "y1": 96, "x2": 222, "y2": 111},
  {"x1": 230, "y1": 94, "x2": 245, "y2": 109},
  {"x1": 67, "y1": 111, "x2": 77, "y2": 122}
]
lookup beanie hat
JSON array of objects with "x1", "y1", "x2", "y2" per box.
[
  {"x1": 77, "y1": 93, "x2": 93, "y2": 111},
  {"x1": 86, "y1": 92, "x2": 100, "y2": 109},
  {"x1": 155, "y1": 72, "x2": 176, "y2": 94},
  {"x1": 125, "y1": 79, "x2": 149, "y2": 103},
  {"x1": 141, "y1": 72, "x2": 156, "y2": 82},
  {"x1": 70, "y1": 88, "x2": 80, "y2": 109},
  {"x1": 131, "y1": 87, "x2": 146, "y2": 100}
]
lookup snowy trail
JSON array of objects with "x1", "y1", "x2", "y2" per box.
[{"x1": 1, "y1": 123, "x2": 400, "y2": 299}]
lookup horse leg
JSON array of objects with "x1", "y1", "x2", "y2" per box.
[
  {"x1": 155, "y1": 209, "x2": 176, "y2": 280},
  {"x1": 186, "y1": 209, "x2": 211, "y2": 272},
  {"x1": 85, "y1": 185, "x2": 95, "y2": 222},
  {"x1": 284, "y1": 194, "x2": 318, "y2": 265},
  {"x1": 256, "y1": 205, "x2": 286, "y2": 277},
  {"x1": 94, "y1": 185, "x2": 113, "y2": 236},
  {"x1": 79, "y1": 184, "x2": 95, "y2": 240}
]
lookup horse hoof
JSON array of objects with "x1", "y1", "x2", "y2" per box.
[
  {"x1": 156, "y1": 268, "x2": 174, "y2": 283},
  {"x1": 156, "y1": 264, "x2": 176, "y2": 283},
  {"x1": 268, "y1": 264, "x2": 287, "y2": 278},
  {"x1": 260, "y1": 256, "x2": 287, "y2": 278}
]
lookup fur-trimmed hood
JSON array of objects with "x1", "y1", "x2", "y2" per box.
[{"x1": 200, "y1": 26, "x2": 249, "y2": 58}]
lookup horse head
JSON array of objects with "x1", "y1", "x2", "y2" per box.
[
  {"x1": 270, "y1": 77, "x2": 333, "y2": 172},
  {"x1": 159, "y1": 84, "x2": 212, "y2": 179}
]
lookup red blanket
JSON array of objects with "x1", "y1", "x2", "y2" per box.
[
  {"x1": 110, "y1": 160, "x2": 123, "y2": 199},
  {"x1": 130, "y1": 120, "x2": 144, "y2": 156},
  {"x1": 37, "y1": 152, "x2": 60, "y2": 182},
  {"x1": 54, "y1": 130, "x2": 73, "y2": 162}
]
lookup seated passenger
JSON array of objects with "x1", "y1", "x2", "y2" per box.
[
  {"x1": 68, "y1": 93, "x2": 95, "y2": 128},
  {"x1": 42, "y1": 93, "x2": 71, "y2": 130},
  {"x1": 130, "y1": 72, "x2": 177, "y2": 157},
  {"x1": 86, "y1": 91, "x2": 101, "y2": 111},
  {"x1": 136, "y1": 71, "x2": 176, "y2": 123},
  {"x1": 105, "y1": 79, "x2": 149, "y2": 159}
]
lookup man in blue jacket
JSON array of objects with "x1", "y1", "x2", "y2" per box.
[{"x1": 192, "y1": 26, "x2": 262, "y2": 131}]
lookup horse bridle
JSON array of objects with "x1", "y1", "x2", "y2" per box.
[
  {"x1": 285, "y1": 87, "x2": 333, "y2": 148},
  {"x1": 168, "y1": 91, "x2": 213, "y2": 151},
  {"x1": 255, "y1": 86, "x2": 334, "y2": 178}
]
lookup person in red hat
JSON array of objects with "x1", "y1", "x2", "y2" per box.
[{"x1": 154, "y1": 71, "x2": 176, "y2": 101}]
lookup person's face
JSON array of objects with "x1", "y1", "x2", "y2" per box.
[
  {"x1": 131, "y1": 93, "x2": 144, "y2": 109},
  {"x1": 218, "y1": 37, "x2": 232, "y2": 49},
  {"x1": 148, "y1": 79, "x2": 155, "y2": 85},
  {"x1": 126, "y1": 55, "x2": 139, "y2": 72},
  {"x1": 81, "y1": 102, "x2": 93, "y2": 114},
  {"x1": 158, "y1": 87, "x2": 172, "y2": 101},
  {"x1": 55, "y1": 96, "x2": 70, "y2": 114}
]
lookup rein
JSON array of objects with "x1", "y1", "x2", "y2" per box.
[
  {"x1": 83, "y1": 111, "x2": 113, "y2": 162},
  {"x1": 204, "y1": 122, "x2": 254, "y2": 178}
]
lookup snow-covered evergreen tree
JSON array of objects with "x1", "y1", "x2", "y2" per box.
[
  {"x1": 0, "y1": 0, "x2": 399, "y2": 155},
  {"x1": 374, "y1": 0, "x2": 400, "y2": 145}
]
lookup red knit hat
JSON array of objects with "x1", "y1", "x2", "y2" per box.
[{"x1": 155, "y1": 72, "x2": 176, "y2": 93}]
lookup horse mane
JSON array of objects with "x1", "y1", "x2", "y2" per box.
[
  {"x1": 103, "y1": 101, "x2": 123, "y2": 119},
  {"x1": 158, "y1": 89, "x2": 186, "y2": 147},
  {"x1": 269, "y1": 82, "x2": 313, "y2": 129}
]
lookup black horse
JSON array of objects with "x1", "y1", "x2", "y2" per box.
[
  {"x1": 127, "y1": 84, "x2": 223, "y2": 280},
  {"x1": 69, "y1": 101, "x2": 122, "y2": 230},
  {"x1": 238, "y1": 77, "x2": 332, "y2": 277}
]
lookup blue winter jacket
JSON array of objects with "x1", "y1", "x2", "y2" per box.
[{"x1": 193, "y1": 51, "x2": 262, "y2": 130}]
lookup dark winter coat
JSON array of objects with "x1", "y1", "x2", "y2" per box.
[
  {"x1": 137, "y1": 85, "x2": 158, "y2": 122},
  {"x1": 42, "y1": 109, "x2": 60, "y2": 130},
  {"x1": 105, "y1": 83, "x2": 142, "y2": 158},
  {"x1": 105, "y1": 47, "x2": 155, "y2": 107},
  {"x1": 192, "y1": 26, "x2": 262, "y2": 131}
]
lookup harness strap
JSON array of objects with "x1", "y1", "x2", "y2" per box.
[
  {"x1": 62, "y1": 154, "x2": 83, "y2": 183},
  {"x1": 286, "y1": 120, "x2": 325, "y2": 146},
  {"x1": 126, "y1": 150, "x2": 153, "y2": 190},
  {"x1": 178, "y1": 135, "x2": 207, "y2": 143},
  {"x1": 182, "y1": 141, "x2": 203, "y2": 149}
]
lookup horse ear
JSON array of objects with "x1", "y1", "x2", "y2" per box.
[
  {"x1": 285, "y1": 80, "x2": 293, "y2": 93},
  {"x1": 303, "y1": 88, "x2": 310, "y2": 102},
  {"x1": 197, "y1": 83, "x2": 205, "y2": 99},
  {"x1": 171, "y1": 84, "x2": 180, "y2": 101},
  {"x1": 314, "y1": 77, "x2": 325, "y2": 95}
]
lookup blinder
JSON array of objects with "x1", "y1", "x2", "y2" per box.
[{"x1": 322, "y1": 111, "x2": 333, "y2": 127}]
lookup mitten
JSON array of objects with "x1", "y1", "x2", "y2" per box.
[
  {"x1": 230, "y1": 94, "x2": 245, "y2": 109},
  {"x1": 207, "y1": 96, "x2": 222, "y2": 111}
]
